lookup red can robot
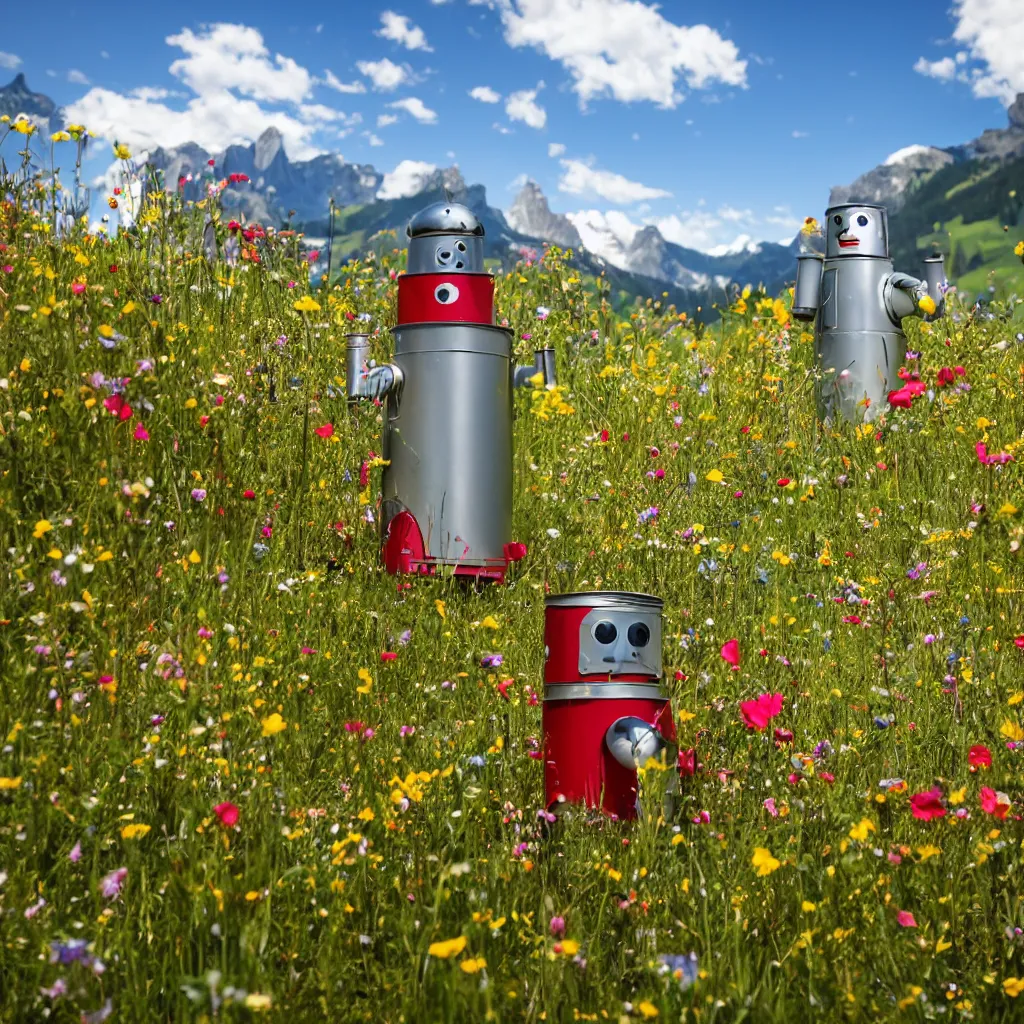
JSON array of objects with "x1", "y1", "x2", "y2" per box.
[{"x1": 543, "y1": 591, "x2": 692, "y2": 820}]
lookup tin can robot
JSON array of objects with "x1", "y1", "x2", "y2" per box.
[
  {"x1": 792, "y1": 204, "x2": 946, "y2": 423},
  {"x1": 542, "y1": 591, "x2": 694, "y2": 820},
  {"x1": 361, "y1": 200, "x2": 554, "y2": 582}
]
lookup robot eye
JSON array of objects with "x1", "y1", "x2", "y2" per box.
[
  {"x1": 592, "y1": 620, "x2": 617, "y2": 645},
  {"x1": 456, "y1": 240, "x2": 467, "y2": 253},
  {"x1": 833, "y1": 215, "x2": 843, "y2": 226},
  {"x1": 434, "y1": 283, "x2": 460, "y2": 304},
  {"x1": 627, "y1": 622, "x2": 650, "y2": 647},
  {"x1": 856, "y1": 214, "x2": 869, "y2": 227},
  {"x1": 435, "y1": 247, "x2": 453, "y2": 266}
]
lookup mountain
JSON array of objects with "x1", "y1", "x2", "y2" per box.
[
  {"x1": 829, "y1": 145, "x2": 954, "y2": 211},
  {"x1": 506, "y1": 179, "x2": 583, "y2": 249},
  {"x1": 0, "y1": 73, "x2": 64, "y2": 136}
]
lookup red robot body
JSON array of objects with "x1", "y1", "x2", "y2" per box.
[
  {"x1": 543, "y1": 591, "x2": 691, "y2": 820},
  {"x1": 396, "y1": 273, "x2": 495, "y2": 326}
]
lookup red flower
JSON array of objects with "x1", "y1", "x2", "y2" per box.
[
  {"x1": 229, "y1": 173, "x2": 250, "y2": 184},
  {"x1": 909, "y1": 786, "x2": 946, "y2": 821},
  {"x1": 133, "y1": 422, "x2": 149, "y2": 441},
  {"x1": 887, "y1": 387, "x2": 913, "y2": 409},
  {"x1": 108, "y1": 263, "x2": 118, "y2": 273},
  {"x1": 678, "y1": 748, "x2": 696, "y2": 776},
  {"x1": 381, "y1": 651, "x2": 397, "y2": 661},
  {"x1": 503, "y1": 541, "x2": 527, "y2": 562},
  {"x1": 314, "y1": 423, "x2": 334, "y2": 439},
  {"x1": 774, "y1": 727, "x2": 794, "y2": 744},
  {"x1": 936, "y1": 366, "x2": 955, "y2": 387},
  {"x1": 906, "y1": 380, "x2": 926, "y2": 396},
  {"x1": 777, "y1": 478, "x2": 791, "y2": 487},
  {"x1": 1013, "y1": 636, "x2": 1024, "y2": 649},
  {"x1": 720, "y1": 638, "x2": 740, "y2": 668},
  {"x1": 359, "y1": 461, "x2": 369, "y2": 488},
  {"x1": 103, "y1": 394, "x2": 132, "y2": 421},
  {"x1": 980, "y1": 786, "x2": 1010, "y2": 819},
  {"x1": 213, "y1": 802, "x2": 239, "y2": 828},
  {"x1": 497, "y1": 679, "x2": 515, "y2": 700},
  {"x1": 968, "y1": 744, "x2": 992, "y2": 769},
  {"x1": 896, "y1": 910, "x2": 917, "y2": 928},
  {"x1": 227, "y1": 220, "x2": 241, "y2": 232},
  {"x1": 243, "y1": 489, "x2": 256, "y2": 500},
  {"x1": 740, "y1": 693, "x2": 784, "y2": 731},
  {"x1": 842, "y1": 614, "x2": 862, "y2": 625},
  {"x1": 599, "y1": 429, "x2": 610, "y2": 443},
  {"x1": 740, "y1": 425, "x2": 750, "y2": 434}
]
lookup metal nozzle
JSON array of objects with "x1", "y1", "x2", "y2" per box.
[
  {"x1": 605, "y1": 716, "x2": 669, "y2": 770},
  {"x1": 923, "y1": 255, "x2": 946, "y2": 319},
  {"x1": 345, "y1": 334, "x2": 370, "y2": 402},
  {"x1": 792, "y1": 253, "x2": 823, "y2": 322}
]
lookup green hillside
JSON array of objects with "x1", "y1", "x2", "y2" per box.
[{"x1": 889, "y1": 154, "x2": 1024, "y2": 297}]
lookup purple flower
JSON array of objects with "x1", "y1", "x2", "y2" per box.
[
  {"x1": 149, "y1": 294, "x2": 163, "y2": 304},
  {"x1": 481, "y1": 654, "x2": 504, "y2": 668},
  {"x1": 68, "y1": 841, "x2": 82, "y2": 863},
  {"x1": 190, "y1": 488, "x2": 206, "y2": 502},
  {"x1": 40, "y1": 978, "x2": 67, "y2": 1000},
  {"x1": 24, "y1": 897, "x2": 47, "y2": 919},
  {"x1": 100, "y1": 867, "x2": 127, "y2": 900},
  {"x1": 399, "y1": 725, "x2": 416, "y2": 738},
  {"x1": 924, "y1": 633, "x2": 936, "y2": 645},
  {"x1": 550, "y1": 915, "x2": 566, "y2": 936},
  {"x1": 50, "y1": 939, "x2": 91, "y2": 965},
  {"x1": 906, "y1": 561, "x2": 927, "y2": 580}
]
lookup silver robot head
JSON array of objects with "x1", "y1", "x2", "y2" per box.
[
  {"x1": 406, "y1": 201, "x2": 485, "y2": 275},
  {"x1": 578, "y1": 606, "x2": 662, "y2": 678},
  {"x1": 824, "y1": 204, "x2": 889, "y2": 259}
]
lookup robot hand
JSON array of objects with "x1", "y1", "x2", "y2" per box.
[
  {"x1": 361, "y1": 363, "x2": 403, "y2": 401},
  {"x1": 884, "y1": 273, "x2": 930, "y2": 323}
]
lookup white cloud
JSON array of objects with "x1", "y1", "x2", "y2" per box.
[
  {"x1": 558, "y1": 158, "x2": 670, "y2": 204},
  {"x1": 388, "y1": 96, "x2": 438, "y2": 123},
  {"x1": 791, "y1": 129, "x2": 809, "y2": 138},
  {"x1": 167, "y1": 23, "x2": 313, "y2": 103},
  {"x1": 377, "y1": 11, "x2": 432, "y2": 51},
  {"x1": 68, "y1": 69, "x2": 91, "y2": 85},
  {"x1": 377, "y1": 159, "x2": 437, "y2": 199},
  {"x1": 100, "y1": 50, "x2": 110, "y2": 59},
  {"x1": 323, "y1": 69, "x2": 366, "y2": 94},
  {"x1": 548, "y1": 141, "x2": 566, "y2": 157},
  {"x1": 377, "y1": 113, "x2": 400, "y2": 127},
  {"x1": 470, "y1": 85, "x2": 502, "y2": 103},
  {"x1": 497, "y1": 0, "x2": 746, "y2": 108},
  {"x1": 950, "y1": 0, "x2": 1024, "y2": 102},
  {"x1": 654, "y1": 210, "x2": 726, "y2": 250},
  {"x1": 365, "y1": 132, "x2": 385, "y2": 146},
  {"x1": 913, "y1": 0, "x2": 1024, "y2": 104},
  {"x1": 505, "y1": 87, "x2": 546, "y2": 128},
  {"x1": 493, "y1": 122, "x2": 513, "y2": 134},
  {"x1": 356, "y1": 58, "x2": 409, "y2": 91},
  {"x1": 64, "y1": 24, "x2": 346, "y2": 162},
  {"x1": 913, "y1": 56, "x2": 957, "y2": 82},
  {"x1": 0, "y1": 51, "x2": 20, "y2": 70}
]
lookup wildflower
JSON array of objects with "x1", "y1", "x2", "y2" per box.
[
  {"x1": 720, "y1": 638, "x2": 740, "y2": 667},
  {"x1": 896, "y1": 910, "x2": 917, "y2": 928},
  {"x1": 100, "y1": 867, "x2": 127, "y2": 899},
  {"x1": 550, "y1": 915, "x2": 566, "y2": 937},
  {"x1": 968, "y1": 745, "x2": 992, "y2": 769},
  {"x1": 980, "y1": 787, "x2": 1010, "y2": 819},
  {"x1": 120, "y1": 823, "x2": 150, "y2": 840},
  {"x1": 113, "y1": 143, "x2": 132, "y2": 160},
  {"x1": 460, "y1": 957, "x2": 487, "y2": 974},
  {"x1": 909, "y1": 787, "x2": 946, "y2": 821},
  {"x1": 658, "y1": 952, "x2": 699, "y2": 991},
  {"x1": 213, "y1": 802, "x2": 239, "y2": 827},
  {"x1": 261, "y1": 713, "x2": 287, "y2": 737},
  {"x1": 315, "y1": 423, "x2": 334, "y2": 439},
  {"x1": 293, "y1": 295, "x2": 321, "y2": 313},
  {"x1": 427, "y1": 935, "x2": 467, "y2": 959},
  {"x1": 191, "y1": 489, "x2": 206, "y2": 502},
  {"x1": 740, "y1": 693, "x2": 784, "y2": 731},
  {"x1": 849, "y1": 818, "x2": 875, "y2": 842},
  {"x1": 751, "y1": 847, "x2": 781, "y2": 876},
  {"x1": 133, "y1": 423, "x2": 149, "y2": 441},
  {"x1": 1005, "y1": 977, "x2": 1024, "y2": 997},
  {"x1": 69, "y1": 842, "x2": 82, "y2": 862}
]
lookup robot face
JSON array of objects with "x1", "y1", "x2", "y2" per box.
[
  {"x1": 435, "y1": 241, "x2": 468, "y2": 270},
  {"x1": 825, "y1": 205, "x2": 888, "y2": 259},
  {"x1": 578, "y1": 607, "x2": 662, "y2": 678},
  {"x1": 433, "y1": 282, "x2": 461, "y2": 305}
]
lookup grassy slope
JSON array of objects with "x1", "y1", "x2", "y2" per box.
[{"x1": 4, "y1": 185, "x2": 1024, "y2": 1022}]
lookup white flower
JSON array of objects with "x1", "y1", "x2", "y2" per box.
[{"x1": 546, "y1": 528, "x2": 561, "y2": 539}]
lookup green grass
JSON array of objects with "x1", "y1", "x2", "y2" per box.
[{"x1": 4, "y1": 161, "x2": 1024, "y2": 1023}]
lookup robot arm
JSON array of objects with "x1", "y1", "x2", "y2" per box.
[
  {"x1": 361, "y1": 362, "x2": 404, "y2": 401},
  {"x1": 513, "y1": 348, "x2": 558, "y2": 389},
  {"x1": 884, "y1": 272, "x2": 930, "y2": 323},
  {"x1": 792, "y1": 254, "x2": 823, "y2": 322}
]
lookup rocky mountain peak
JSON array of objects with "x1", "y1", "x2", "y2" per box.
[
  {"x1": 254, "y1": 127, "x2": 285, "y2": 172},
  {"x1": 506, "y1": 179, "x2": 582, "y2": 249},
  {"x1": 1009, "y1": 92, "x2": 1024, "y2": 131},
  {"x1": 0, "y1": 73, "x2": 61, "y2": 132}
]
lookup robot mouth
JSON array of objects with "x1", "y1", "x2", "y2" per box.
[{"x1": 838, "y1": 235, "x2": 860, "y2": 248}]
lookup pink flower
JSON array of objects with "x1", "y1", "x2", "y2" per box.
[
  {"x1": 71, "y1": 281, "x2": 86, "y2": 295},
  {"x1": 243, "y1": 489, "x2": 256, "y2": 500},
  {"x1": 100, "y1": 867, "x2": 127, "y2": 899},
  {"x1": 720, "y1": 638, "x2": 740, "y2": 668},
  {"x1": 133, "y1": 422, "x2": 149, "y2": 441},
  {"x1": 497, "y1": 679, "x2": 514, "y2": 700},
  {"x1": 314, "y1": 423, "x2": 334, "y2": 439},
  {"x1": 740, "y1": 693, "x2": 784, "y2": 731},
  {"x1": 103, "y1": 394, "x2": 132, "y2": 421},
  {"x1": 69, "y1": 841, "x2": 82, "y2": 862},
  {"x1": 550, "y1": 915, "x2": 566, "y2": 937},
  {"x1": 980, "y1": 786, "x2": 1010, "y2": 820},
  {"x1": 896, "y1": 910, "x2": 917, "y2": 928},
  {"x1": 976, "y1": 442, "x2": 1013, "y2": 466},
  {"x1": 968, "y1": 745, "x2": 992, "y2": 769},
  {"x1": 213, "y1": 802, "x2": 239, "y2": 827},
  {"x1": 909, "y1": 787, "x2": 946, "y2": 821},
  {"x1": 763, "y1": 797, "x2": 778, "y2": 817},
  {"x1": 887, "y1": 387, "x2": 914, "y2": 409}
]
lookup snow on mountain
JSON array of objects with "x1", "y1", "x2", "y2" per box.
[
  {"x1": 706, "y1": 234, "x2": 762, "y2": 257},
  {"x1": 565, "y1": 208, "x2": 640, "y2": 269}
]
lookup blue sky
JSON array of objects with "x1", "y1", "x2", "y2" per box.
[{"x1": 2, "y1": 0, "x2": 1021, "y2": 251}]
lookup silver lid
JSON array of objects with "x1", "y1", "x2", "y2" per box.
[
  {"x1": 796, "y1": 252, "x2": 823, "y2": 261},
  {"x1": 824, "y1": 202, "x2": 886, "y2": 214},
  {"x1": 545, "y1": 590, "x2": 663, "y2": 611},
  {"x1": 407, "y1": 202, "x2": 484, "y2": 239}
]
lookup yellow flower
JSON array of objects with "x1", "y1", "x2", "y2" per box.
[
  {"x1": 428, "y1": 935, "x2": 467, "y2": 959},
  {"x1": 559, "y1": 939, "x2": 580, "y2": 955},
  {"x1": 113, "y1": 142, "x2": 132, "y2": 160},
  {"x1": 66, "y1": 123, "x2": 86, "y2": 140},
  {"x1": 356, "y1": 668, "x2": 373, "y2": 694},
  {"x1": 12, "y1": 117, "x2": 36, "y2": 136},
  {"x1": 1004, "y1": 978, "x2": 1024, "y2": 997},
  {"x1": 20, "y1": 358, "x2": 31, "y2": 373},
  {"x1": 1015, "y1": 241, "x2": 1024, "y2": 258},
  {"x1": 293, "y1": 295, "x2": 321, "y2": 312},
  {"x1": 33, "y1": 519, "x2": 52, "y2": 539},
  {"x1": 0, "y1": 777, "x2": 23, "y2": 790},
  {"x1": 751, "y1": 847, "x2": 780, "y2": 876},
  {"x1": 460, "y1": 957, "x2": 487, "y2": 974},
  {"x1": 705, "y1": 469, "x2": 724, "y2": 484},
  {"x1": 1000, "y1": 720, "x2": 1024, "y2": 743},
  {"x1": 51, "y1": 130, "x2": 71, "y2": 142},
  {"x1": 801, "y1": 216, "x2": 819, "y2": 235},
  {"x1": 802, "y1": 901, "x2": 817, "y2": 912},
  {"x1": 244, "y1": 993, "x2": 273, "y2": 1011},
  {"x1": 121, "y1": 823, "x2": 151, "y2": 840},
  {"x1": 261, "y1": 713, "x2": 287, "y2": 737},
  {"x1": 638, "y1": 1001, "x2": 659, "y2": 1018},
  {"x1": 357, "y1": 806, "x2": 375, "y2": 821},
  {"x1": 849, "y1": 818, "x2": 875, "y2": 842},
  {"x1": 435, "y1": 599, "x2": 446, "y2": 619},
  {"x1": 480, "y1": 615, "x2": 500, "y2": 630},
  {"x1": 918, "y1": 294, "x2": 937, "y2": 315},
  {"x1": 917, "y1": 844, "x2": 942, "y2": 861}
]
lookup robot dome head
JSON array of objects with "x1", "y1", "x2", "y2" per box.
[
  {"x1": 544, "y1": 591, "x2": 663, "y2": 683},
  {"x1": 825, "y1": 204, "x2": 889, "y2": 259},
  {"x1": 406, "y1": 201, "x2": 486, "y2": 275}
]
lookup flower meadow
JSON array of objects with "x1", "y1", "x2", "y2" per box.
[{"x1": 4, "y1": 128, "x2": 1024, "y2": 1023}]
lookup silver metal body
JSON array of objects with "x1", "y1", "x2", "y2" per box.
[
  {"x1": 796, "y1": 204, "x2": 930, "y2": 423},
  {"x1": 605, "y1": 716, "x2": 670, "y2": 769},
  {"x1": 345, "y1": 334, "x2": 370, "y2": 402},
  {"x1": 792, "y1": 254, "x2": 823, "y2": 322},
  {"x1": 923, "y1": 255, "x2": 947, "y2": 319},
  {"x1": 380, "y1": 321, "x2": 513, "y2": 567},
  {"x1": 406, "y1": 202, "x2": 485, "y2": 275},
  {"x1": 513, "y1": 348, "x2": 558, "y2": 389},
  {"x1": 578, "y1": 605, "x2": 661, "y2": 677}
]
